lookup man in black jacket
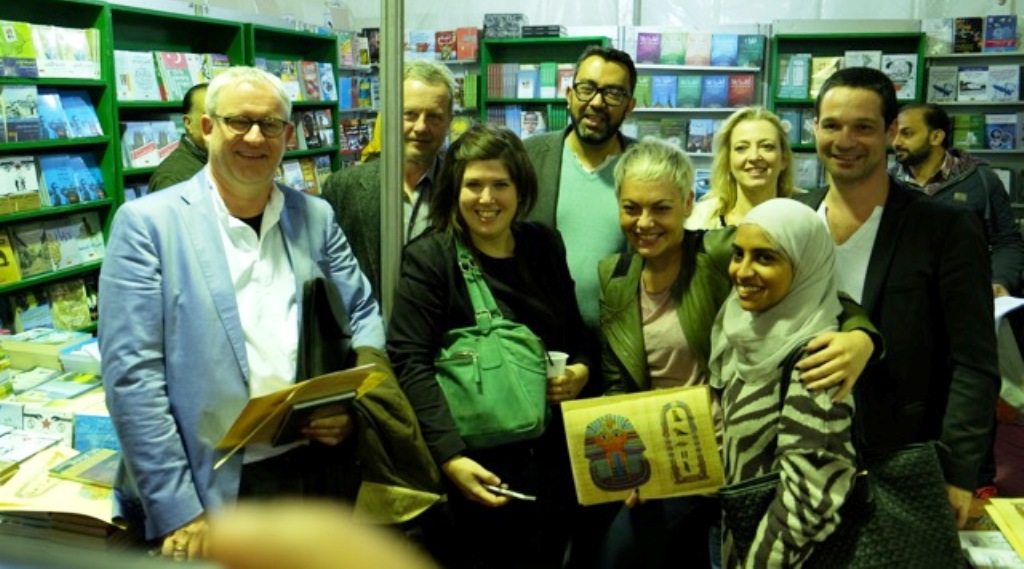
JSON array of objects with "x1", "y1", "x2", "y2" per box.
[{"x1": 797, "y1": 67, "x2": 999, "y2": 528}]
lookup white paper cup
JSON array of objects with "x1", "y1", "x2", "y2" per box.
[{"x1": 546, "y1": 351, "x2": 569, "y2": 378}]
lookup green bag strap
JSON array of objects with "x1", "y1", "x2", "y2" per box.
[{"x1": 454, "y1": 237, "x2": 501, "y2": 329}]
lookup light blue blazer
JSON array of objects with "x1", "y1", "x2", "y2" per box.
[{"x1": 99, "y1": 168, "x2": 385, "y2": 540}]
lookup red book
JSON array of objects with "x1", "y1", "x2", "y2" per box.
[
  {"x1": 456, "y1": 27, "x2": 478, "y2": 61},
  {"x1": 300, "y1": 61, "x2": 321, "y2": 102},
  {"x1": 727, "y1": 74, "x2": 755, "y2": 107},
  {"x1": 436, "y1": 31, "x2": 456, "y2": 61}
]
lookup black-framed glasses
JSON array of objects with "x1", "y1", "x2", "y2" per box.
[
  {"x1": 572, "y1": 81, "x2": 631, "y2": 106},
  {"x1": 213, "y1": 114, "x2": 289, "y2": 138}
]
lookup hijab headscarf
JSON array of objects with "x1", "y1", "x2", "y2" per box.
[{"x1": 709, "y1": 198, "x2": 842, "y2": 386}]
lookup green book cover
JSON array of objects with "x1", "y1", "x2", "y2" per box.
[
  {"x1": 1, "y1": 21, "x2": 38, "y2": 78},
  {"x1": 539, "y1": 62, "x2": 557, "y2": 98},
  {"x1": 633, "y1": 75, "x2": 652, "y2": 108},
  {"x1": 737, "y1": 35, "x2": 765, "y2": 68},
  {"x1": 659, "y1": 32, "x2": 687, "y2": 65},
  {"x1": 676, "y1": 75, "x2": 702, "y2": 108}
]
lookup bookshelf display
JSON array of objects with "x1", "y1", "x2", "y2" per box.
[
  {"x1": 480, "y1": 36, "x2": 611, "y2": 138},
  {"x1": 246, "y1": 24, "x2": 339, "y2": 194},
  {"x1": 110, "y1": 5, "x2": 245, "y2": 198},
  {"x1": 0, "y1": 0, "x2": 118, "y2": 333},
  {"x1": 924, "y1": 51, "x2": 1024, "y2": 205}
]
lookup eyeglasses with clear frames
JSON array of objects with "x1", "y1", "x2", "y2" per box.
[
  {"x1": 572, "y1": 81, "x2": 631, "y2": 107},
  {"x1": 213, "y1": 115, "x2": 289, "y2": 138}
]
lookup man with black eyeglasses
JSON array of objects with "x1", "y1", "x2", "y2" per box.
[
  {"x1": 522, "y1": 45, "x2": 637, "y2": 569},
  {"x1": 524, "y1": 45, "x2": 637, "y2": 352},
  {"x1": 100, "y1": 66, "x2": 385, "y2": 561}
]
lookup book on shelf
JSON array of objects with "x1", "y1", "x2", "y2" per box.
[
  {"x1": 120, "y1": 121, "x2": 160, "y2": 168},
  {"x1": 658, "y1": 117, "x2": 686, "y2": 149},
  {"x1": 954, "y1": 17, "x2": 984, "y2": 54},
  {"x1": 297, "y1": 157, "x2": 319, "y2": 195},
  {"x1": 520, "y1": 107, "x2": 546, "y2": 140},
  {"x1": 922, "y1": 18, "x2": 954, "y2": 56},
  {"x1": 953, "y1": 113, "x2": 986, "y2": 149},
  {"x1": 36, "y1": 211, "x2": 105, "y2": 269},
  {"x1": 650, "y1": 75, "x2": 677, "y2": 108},
  {"x1": 727, "y1": 74, "x2": 755, "y2": 107},
  {"x1": 10, "y1": 221, "x2": 57, "y2": 278},
  {"x1": 113, "y1": 50, "x2": 162, "y2": 102},
  {"x1": 694, "y1": 169, "x2": 711, "y2": 201},
  {"x1": 313, "y1": 155, "x2": 332, "y2": 190},
  {"x1": 482, "y1": 13, "x2": 528, "y2": 39},
  {"x1": 354, "y1": 35, "x2": 370, "y2": 67},
  {"x1": 54, "y1": 25, "x2": 98, "y2": 80},
  {"x1": 984, "y1": 15, "x2": 1017, "y2": 53},
  {"x1": 927, "y1": 65, "x2": 958, "y2": 103},
  {"x1": 809, "y1": 56, "x2": 842, "y2": 99},
  {"x1": 710, "y1": 34, "x2": 738, "y2": 67},
  {"x1": 315, "y1": 109, "x2": 335, "y2": 147},
  {"x1": 881, "y1": 54, "x2": 917, "y2": 101},
  {"x1": 556, "y1": 64, "x2": 575, "y2": 98},
  {"x1": 538, "y1": 62, "x2": 558, "y2": 99},
  {"x1": 279, "y1": 60, "x2": 302, "y2": 102},
  {"x1": 699, "y1": 75, "x2": 728, "y2": 108},
  {"x1": 58, "y1": 90, "x2": 102, "y2": 138},
  {"x1": 456, "y1": 26, "x2": 478, "y2": 61},
  {"x1": 2, "y1": 84, "x2": 40, "y2": 143},
  {"x1": 985, "y1": 113, "x2": 1018, "y2": 150},
  {"x1": 336, "y1": 31, "x2": 356, "y2": 67},
  {"x1": 318, "y1": 62, "x2": 336, "y2": 102},
  {"x1": 361, "y1": 27, "x2": 380, "y2": 64},
  {"x1": 989, "y1": 65, "x2": 1020, "y2": 102},
  {"x1": 843, "y1": 50, "x2": 882, "y2": 70},
  {"x1": 48, "y1": 447, "x2": 118, "y2": 489},
  {"x1": 736, "y1": 35, "x2": 765, "y2": 68},
  {"x1": 636, "y1": 32, "x2": 661, "y2": 64},
  {"x1": 659, "y1": 32, "x2": 687, "y2": 65},
  {"x1": 684, "y1": 32, "x2": 711, "y2": 66},
  {"x1": 0, "y1": 155, "x2": 38, "y2": 199},
  {"x1": 153, "y1": 120, "x2": 180, "y2": 162},
  {"x1": 300, "y1": 60, "x2": 321, "y2": 102},
  {"x1": 776, "y1": 107, "x2": 802, "y2": 145},
  {"x1": 30, "y1": 24, "x2": 61, "y2": 78},
  {"x1": 958, "y1": 66, "x2": 990, "y2": 102},
  {"x1": 686, "y1": 118, "x2": 714, "y2": 153},
  {"x1": 297, "y1": 112, "x2": 322, "y2": 149},
  {"x1": 1, "y1": 20, "x2": 38, "y2": 78},
  {"x1": 675, "y1": 75, "x2": 701, "y2": 108},
  {"x1": 1, "y1": 329, "x2": 91, "y2": 371},
  {"x1": 407, "y1": 30, "x2": 435, "y2": 61},
  {"x1": 66, "y1": 153, "x2": 107, "y2": 201},
  {"x1": 793, "y1": 153, "x2": 823, "y2": 190},
  {"x1": 279, "y1": 159, "x2": 305, "y2": 192},
  {"x1": 522, "y1": 25, "x2": 566, "y2": 38},
  {"x1": 36, "y1": 88, "x2": 70, "y2": 140},
  {"x1": 46, "y1": 278, "x2": 92, "y2": 331},
  {"x1": 800, "y1": 113, "x2": 816, "y2": 145},
  {"x1": 37, "y1": 154, "x2": 78, "y2": 207},
  {"x1": 435, "y1": 30, "x2": 456, "y2": 61},
  {"x1": 184, "y1": 52, "x2": 207, "y2": 84},
  {"x1": 777, "y1": 53, "x2": 811, "y2": 99},
  {"x1": 0, "y1": 228, "x2": 21, "y2": 285},
  {"x1": 9, "y1": 289, "x2": 53, "y2": 333},
  {"x1": 516, "y1": 64, "x2": 539, "y2": 99}
]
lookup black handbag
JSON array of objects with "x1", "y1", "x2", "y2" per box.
[
  {"x1": 296, "y1": 276, "x2": 354, "y2": 381},
  {"x1": 718, "y1": 346, "x2": 965, "y2": 568}
]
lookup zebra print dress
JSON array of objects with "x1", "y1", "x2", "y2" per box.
[{"x1": 720, "y1": 366, "x2": 857, "y2": 568}]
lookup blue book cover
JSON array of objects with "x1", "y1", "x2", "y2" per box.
[
  {"x1": 2, "y1": 84, "x2": 40, "y2": 142},
  {"x1": 66, "y1": 153, "x2": 106, "y2": 202},
  {"x1": 984, "y1": 15, "x2": 1017, "y2": 52},
  {"x1": 777, "y1": 53, "x2": 811, "y2": 99},
  {"x1": 710, "y1": 34, "x2": 738, "y2": 67},
  {"x1": 37, "y1": 88, "x2": 70, "y2": 140},
  {"x1": 776, "y1": 107, "x2": 803, "y2": 145},
  {"x1": 59, "y1": 90, "x2": 102, "y2": 138},
  {"x1": 700, "y1": 75, "x2": 729, "y2": 108},
  {"x1": 37, "y1": 154, "x2": 77, "y2": 206},
  {"x1": 686, "y1": 118, "x2": 714, "y2": 153},
  {"x1": 737, "y1": 35, "x2": 765, "y2": 68},
  {"x1": 651, "y1": 75, "x2": 677, "y2": 108},
  {"x1": 74, "y1": 411, "x2": 121, "y2": 453}
]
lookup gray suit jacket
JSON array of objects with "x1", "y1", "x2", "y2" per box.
[
  {"x1": 523, "y1": 127, "x2": 637, "y2": 228},
  {"x1": 321, "y1": 160, "x2": 384, "y2": 300},
  {"x1": 100, "y1": 169, "x2": 385, "y2": 539}
]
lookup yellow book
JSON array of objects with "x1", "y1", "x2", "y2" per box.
[
  {"x1": 48, "y1": 448, "x2": 118, "y2": 489},
  {"x1": 0, "y1": 228, "x2": 21, "y2": 285},
  {"x1": 985, "y1": 498, "x2": 1024, "y2": 560},
  {"x1": 810, "y1": 56, "x2": 842, "y2": 99}
]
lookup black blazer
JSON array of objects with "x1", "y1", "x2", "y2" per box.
[{"x1": 796, "y1": 180, "x2": 999, "y2": 490}]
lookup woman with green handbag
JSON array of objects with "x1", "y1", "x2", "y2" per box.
[{"x1": 388, "y1": 123, "x2": 590, "y2": 568}]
